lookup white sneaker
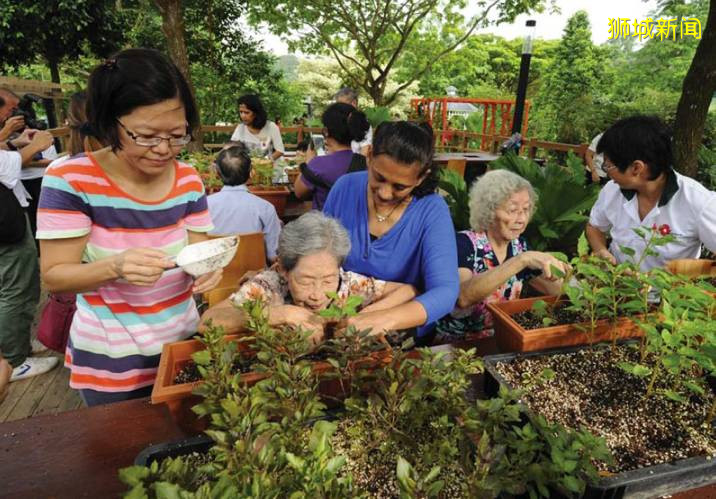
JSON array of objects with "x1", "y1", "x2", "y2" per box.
[
  {"x1": 10, "y1": 357, "x2": 59, "y2": 382},
  {"x1": 31, "y1": 339, "x2": 49, "y2": 354}
]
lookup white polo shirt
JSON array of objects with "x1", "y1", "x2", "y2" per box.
[
  {"x1": 0, "y1": 150, "x2": 30, "y2": 207},
  {"x1": 589, "y1": 171, "x2": 716, "y2": 271}
]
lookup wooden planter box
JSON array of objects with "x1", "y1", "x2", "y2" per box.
[
  {"x1": 248, "y1": 185, "x2": 291, "y2": 217},
  {"x1": 666, "y1": 259, "x2": 716, "y2": 279},
  {"x1": 487, "y1": 296, "x2": 642, "y2": 353},
  {"x1": 151, "y1": 334, "x2": 398, "y2": 434}
]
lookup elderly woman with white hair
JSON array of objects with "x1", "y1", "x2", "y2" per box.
[
  {"x1": 435, "y1": 170, "x2": 569, "y2": 341},
  {"x1": 201, "y1": 211, "x2": 415, "y2": 343}
]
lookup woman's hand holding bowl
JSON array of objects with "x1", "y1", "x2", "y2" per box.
[
  {"x1": 193, "y1": 269, "x2": 223, "y2": 294},
  {"x1": 111, "y1": 248, "x2": 177, "y2": 286}
]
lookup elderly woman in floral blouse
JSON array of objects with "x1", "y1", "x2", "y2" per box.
[
  {"x1": 435, "y1": 170, "x2": 570, "y2": 342},
  {"x1": 201, "y1": 211, "x2": 415, "y2": 344}
]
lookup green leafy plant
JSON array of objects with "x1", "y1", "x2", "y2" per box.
[
  {"x1": 531, "y1": 299, "x2": 556, "y2": 327},
  {"x1": 438, "y1": 168, "x2": 470, "y2": 231},
  {"x1": 251, "y1": 158, "x2": 275, "y2": 187},
  {"x1": 363, "y1": 106, "x2": 392, "y2": 128},
  {"x1": 121, "y1": 300, "x2": 615, "y2": 498},
  {"x1": 318, "y1": 291, "x2": 363, "y2": 322},
  {"x1": 462, "y1": 385, "x2": 613, "y2": 498}
]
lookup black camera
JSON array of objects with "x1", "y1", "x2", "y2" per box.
[{"x1": 10, "y1": 94, "x2": 48, "y2": 130}]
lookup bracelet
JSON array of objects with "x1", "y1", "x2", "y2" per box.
[{"x1": 5, "y1": 140, "x2": 17, "y2": 151}]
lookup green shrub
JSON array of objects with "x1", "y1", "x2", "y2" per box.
[
  {"x1": 364, "y1": 106, "x2": 392, "y2": 128},
  {"x1": 438, "y1": 169, "x2": 470, "y2": 231}
]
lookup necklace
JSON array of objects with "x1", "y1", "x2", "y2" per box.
[{"x1": 373, "y1": 195, "x2": 409, "y2": 223}]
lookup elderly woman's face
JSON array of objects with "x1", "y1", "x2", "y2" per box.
[
  {"x1": 284, "y1": 250, "x2": 341, "y2": 311},
  {"x1": 489, "y1": 189, "x2": 532, "y2": 242}
]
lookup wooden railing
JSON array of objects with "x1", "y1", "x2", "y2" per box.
[{"x1": 47, "y1": 124, "x2": 588, "y2": 162}]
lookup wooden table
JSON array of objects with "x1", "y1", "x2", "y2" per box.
[
  {"x1": 434, "y1": 151, "x2": 499, "y2": 186},
  {"x1": 0, "y1": 398, "x2": 188, "y2": 498}
]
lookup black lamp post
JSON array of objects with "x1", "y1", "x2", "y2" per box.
[{"x1": 510, "y1": 20, "x2": 536, "y2": 138}]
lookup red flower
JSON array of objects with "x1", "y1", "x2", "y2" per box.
[
  {"x1": 651, "y1": 223, "x2": 658, "y2": 231},
  {"x1": 659, "y1": 224, "x2": 671, "y2": 236}
]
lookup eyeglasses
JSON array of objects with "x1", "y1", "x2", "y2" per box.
[
  {"x1": 603, "y1": 160, "x2": 618, "y2": 172},
  {"x1": 117, "y1": 120, "x2": 191, "y2": 147}
]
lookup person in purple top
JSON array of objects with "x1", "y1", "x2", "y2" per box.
[
  {"x1": 323, "y1": 121, "x2": 459, "y2": 343},
  {"x1": 294, "y1": 102, "x2": 370, "y2": 210}
]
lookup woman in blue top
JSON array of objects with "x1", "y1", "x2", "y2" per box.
[{"x1": 323, "y1": 121, "x2": 459, "y2": 342}]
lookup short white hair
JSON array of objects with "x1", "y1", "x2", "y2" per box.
[
  {"x1": 278, "y1": 211, "x2": 351, "y2": 271},
  {"x1": 468, "y1": 170, "x2": 537, "y2": 232}
]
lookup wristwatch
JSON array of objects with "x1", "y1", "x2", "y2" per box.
[{"x1": 5, "y1": 140, "x2": 17, "y2": 151}]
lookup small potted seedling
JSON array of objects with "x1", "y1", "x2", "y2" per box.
[{"x1": 248, "y1": 156, "x2": 291, "y2": 216}]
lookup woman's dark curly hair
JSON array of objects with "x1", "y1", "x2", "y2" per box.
[
  {"x1": 237, "y1": 94, "x2": 268, "y2": 129},
  {"x1": 371, "y1": 121, "x2": 438, "y2": 198}
]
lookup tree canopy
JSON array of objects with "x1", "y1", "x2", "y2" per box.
[
  {"x1": 247, "y1": 0, "x2": 549, "y2": 106},
  {"x1": 0, "y1": 0, "x2": 123, "y2": 82}
]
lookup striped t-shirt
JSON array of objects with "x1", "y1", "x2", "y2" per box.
[{"x1": 37, "y1": 153, "x2": 213, "y2": 392}]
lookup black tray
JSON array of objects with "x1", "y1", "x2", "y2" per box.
[
  {"x1": 483, "y1": 343, "x2": 716, "y2": 499},
  {"x1": 134, "y1": 434, "x2": 214, "y2": 467}
]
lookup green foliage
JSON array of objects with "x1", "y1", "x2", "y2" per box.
[
  {"x1": 413, "y1": 34, "x2": 558, "y2": 100},
  {"x1": 463, "y1": 386, "x2": 612, "y2": 498},
  {"x1": 491, "y1": 152, "x2": 600, "y2": 255},
  {"x1": 363, "y1": 107, "x2": 392, "y2": 128},
  {"x1": 536, "y1": 11, "x2": 610, "y2": 144},
  {"x1": 0, "y1": 0, "x2": 124, "y2": 79},
  {"x1": 438, "y1": 168, "x2": 470, "y2": 231},
  {"x1": 251, "y1": 158, "x2": 275, "y2": 187},
  {"x1": 531, "y1": 299, "x2": 556, "y2": 327},
  {"x1": 317, "y1": 292, "x2": 363, "y2": 321},
  {"x1": 121, "y1": 300, "x2": 615, "y2": 498},
  {"x1": 120, "y1": 0, "x2": 302, "y2": 127},
  {"x1": 247, "y1": 0, "x2": 547, "y2": 105},
  {"x1": 618, "y1": 270, "x2": 716, "y2": 403},
  {"x1": 696, "y1": 145, "x2": 716, "y2": 191}
]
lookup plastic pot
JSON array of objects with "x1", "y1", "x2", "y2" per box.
[{"x1": 482, "y1": 344, "x2": 716, "y2": 498}]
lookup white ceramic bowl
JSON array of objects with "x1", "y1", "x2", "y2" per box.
[{"x1": 175, "y1": 236, "x2": 239, "y2": 277}]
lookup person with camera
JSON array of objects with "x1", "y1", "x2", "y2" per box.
[
  {"x1": 0, "y1": 127, "x2": 59, "y2": 382},
  {"x1": 0, "y1": 87, "x2": 57, "y2": 243}
]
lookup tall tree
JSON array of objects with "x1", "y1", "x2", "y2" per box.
[
  {"x1": 248, "y1": 0, "x2": 548, "y2": 106},
  {"x1": 536, "y1": 11, "x2": 608, "y2": 143},
  {"x1": 152, "y1": 0, "x2": 203, "y2": 147},
  {"x1": 673, "y1": 0, "x2": 716, "y2": 177},
  {"x1": 0, "y1": 0, "x2": 123, "y2": 84},
  {"x1": 124, "y1": 0, "x2": 296, "y2": 126}
]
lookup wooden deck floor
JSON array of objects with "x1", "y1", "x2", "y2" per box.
[{"x1": 0, "y1": 291, "x2": 83, "y2": 423}]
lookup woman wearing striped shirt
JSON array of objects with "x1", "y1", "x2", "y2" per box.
[{"x1": 37, "y1": 49, "x2": 222, "y2": 406}]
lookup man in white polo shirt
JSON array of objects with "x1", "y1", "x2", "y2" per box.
[{"x1": 586, "y1": 115, "x2": 716, "y2": 271}]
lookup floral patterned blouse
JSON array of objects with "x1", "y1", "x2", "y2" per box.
[
  {"x1": 435, "y1": 230, "x2": 538, "y2": 341},
  {"x1": 230, "y1": 268, "x2": 386, "y2": 309}
]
